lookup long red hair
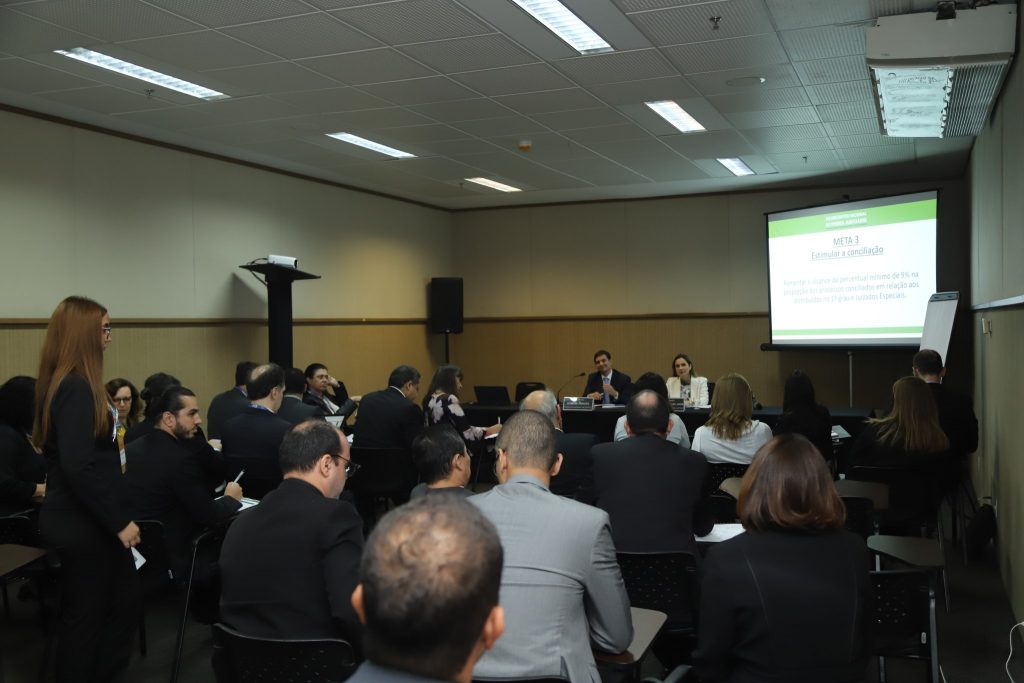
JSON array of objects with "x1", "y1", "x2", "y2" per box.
[{"x1": 33, "y1": 296, "x2": 110, "y2": 447}]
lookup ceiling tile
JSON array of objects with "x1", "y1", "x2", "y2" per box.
[
  {"x1": 0, "y1": 8, "x2": 98, "y2": 56},
  {"x1": 122, "y1": 31, "x2": 277, "y2": 72},
  {"x1": 13, "y1": 0, "x2": 201, "y2": 42},
  {"x1": 815, "y1": 99, "x2": 877, "y2": 122},
  {"x1": 112, "y1": 105, "x2": 218, "y2": 130},
  {"x1": 780, "y1": 25, "x2": 866, "y2": 61},
  {"x1": 451, "y1": 63, "x2": 572, "y2": 96},
  {"x1": 794, "y1": 55, "x2": 870, "y2": 86},
  {"x1": 663, "y1": 34, "x2": 788, "y2": 74},
  {"x1": 542, "y1": 157, "x2": 650, "y2": 186},
  {"x1": 202, "y1": 62, "x2": 339, "y2": 94},
  {"x1": 299, "y1": 48, "x2": 435, "y2": 85},
  {"x1": 586, "y1": 76, "x2": 699, "y2": 105},
  {"x1": 188, "y1": 120, "x2": 295, "y2": 145},
  {"x1": 284, "y1": 107, "x2": 432, "y2": 133},
  {"x1": 183, "y1": 95, "x2": 304, "y2": 125},
  {"x1": 743, "y1": 122, "x2": 829, "y2": 142},
  {"x1": 753, "y1": 137, "x2": 835, "y2": 154},
  {"x1": 765, "y1": 0, "x2": 871, "y2": 31},
  {"x1": 531, "y1": 107, "x2": 628, "y2": 131},
  {"x1": 409, "y1": 98, "x2": 512, "y2": 122},
  {"x1": 824, "y1": 118, "x2": 881, "y2": 136},
  {"x1": 659, "y1": 129, "x2": 758, "y2": 159},
  {"x1": 413, "y1": 138, "x2": 502, "y2": 157},
  {"x1": 617, "y1": 156, "x2": 707, "y2": 182},
  {"x1": 267, "y1": 87, "x2": 392, "y2": 114},
  {"x1": 562, "y1": 123, "x2": 653, "y2": 144},
  {"x1": 36, "y1": 85, "x2": 174, "y2": 114},
  {"x1": 806, "y1": 80, "x2": 873, "y2": 105},
  {"x1": 725, "y1": 106, "x2": 821, "y2": 129},
  {"x1": 456, "y1": 152, "x2": 591, "y2": 189},
  {"x1": 553, "y1": 49, "x2": 677, "y2": 86},
  {"x1": 767, "y1": 149, "x2": 844, "y2": 171},
  {"x1": 332, "y1": 0, "x2": 491, "y2": 45},
  {"x1": 399, "y1": 35, "x2": 536, "y2": 73},
  {"x1": 615, "y1": 0, "x2": 710, "y2": 10},
  {"x1": 687, "y1": 64, "x2": 802, "y2": 97},
  {"x1": 144, "y1": 0, "x2": 316, "y2": 28},
  {"x1": 359, "y1": 76, "x2": 478, "y2": 105},
  {"x1": 629, "y1": 0, "x2": 776, "y2": 45},
  {"x1": 708, "y1": 86, "x2": 811, "y2": 113},
  {"x1": 358, "y1": 124, "x2": 469, "y2": 145},
  {"x1": 450, "y1": 115, "x2": 548, "y2": 137},
  {"x1": 388, "y1": 156, "x2": 485, "y2": 182},
  {"x1": 494, "y1": 88, "x2": 603, "y2": 115},
  {"x1": 483, "y1": 133, "x2": 593, "y2": 162},
  {"x1": 220, "y1": 13, "x2": 380, "y2": 59},
  {"x1": 831, "y1": 132, "x2": 905, "y2": 148},
  {"x1": 840, "y1": 145, "x2": 915, "y2": 163},
  {"x1": 0, "y1": 58, "x2": 99, "y2": 92}
]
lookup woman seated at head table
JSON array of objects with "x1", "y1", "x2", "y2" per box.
[
  {"x1": 693, "y1": 433, "x2": 871, "y2": 683},
  {"x1": 692, "y1": 373, "x2": 771, "y2": 464},
  {"x1": 423, "y1": 365, "x2": 500, "y2": 443},
  {"x1": 665, "y1": 353, "x2": 710, "y2": 408},
  {"x1": 0, "y1": 375, "x2": 47, "y2": 513}
]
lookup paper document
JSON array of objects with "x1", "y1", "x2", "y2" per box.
[
  {"x1": 132, "y1": 547, "x2": 146, "y2": 570},
  {"x1": 239, "y1": 497, "x2": 260, "y2": 511},
  {"x1": 696, "y1": 523, "x2": 745, "y2": 543}
]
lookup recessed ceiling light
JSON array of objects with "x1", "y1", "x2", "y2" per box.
[
  {"x1": 644, "y1": 100, "x2": 706, "y2": 133},
  {"x1": 325, "y1": 132, "x2": 416, "y2": 159},
  {"x1": 717, "y1": 157, "x2": 755, "y2": 176},
  {"x1": 509, "y1": 0, "x2": 613, "y2": 54},
  {"x1": 726, "y1": 76, "x2": 767, "y2": 87},
  {"x1": 53, "y1": 47, "x2": 228, "y2": 100},
  {"x1": 465, "y1": 177, "x2": 522, "y2": 192}
]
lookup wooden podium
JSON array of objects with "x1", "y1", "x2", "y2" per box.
[{"x1": 239, "y1": 263, "x2": 319, "y2": 368}]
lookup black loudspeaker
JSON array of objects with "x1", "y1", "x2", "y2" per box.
[{"x1": 428, "y1": 277, "x2": 463, "y2": 333}]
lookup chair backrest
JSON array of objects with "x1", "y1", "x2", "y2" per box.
[
  {"x1": 870, "y1": 569, "x2": 938, "y2": 673},
  {"x1": 616, "y1": 552, "x2": 699, "y2": 627},
  {"x1": 348, "y1": 447, "x2": 418, "y2": 498},
  {"x1": 514, "y1": 382, "x2": 546, "y2": 403},
  {"x1": 848, "y1": 464, "x2": 945, "y2": 531},
  {"x1": 840, "y1": 497, "x2": 876, "y2": 540},
  {"x1": 0, "y1": 512, "x2": 37, "y2": 546},
  {"x1": 187, "y1": 521, "x2": 235, "y2": 625},
  {"x1": 135, "y1": 519, "x2": 175, "y2": 592},
  {"x1": 211, "y1": 622, "x2": 357, "y2": 683},
  {"x1": 704, "y1": 463, "x2": 749, "y2": 496}
]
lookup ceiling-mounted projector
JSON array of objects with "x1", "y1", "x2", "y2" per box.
[{"x1": 866, "y1": 3, "x2": 1016, "y2": 138}]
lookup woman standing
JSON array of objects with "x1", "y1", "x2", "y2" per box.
[
  {"x1": 33, "y1": 296, "x2": 140, "y2": 683},
  {"x1": 666, "y1": 353, "x2": 710, "y2": 407}
]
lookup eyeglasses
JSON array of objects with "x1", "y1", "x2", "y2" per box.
[
  {"x1": 334, "y1": 453, "x2": 360, "y2": 478},
  {"x1": 101, "y1": 325, "x2": 113, "y2": 337},
  {"x1": 112, "y1": 397, "x2": 132, "y2": 404}
]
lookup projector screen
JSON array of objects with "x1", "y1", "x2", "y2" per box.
[{"x1": 766, "y1": 190, "x2": 937, "y2": 347}]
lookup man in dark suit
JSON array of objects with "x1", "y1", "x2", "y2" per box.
[
  {"x1": 913, "y1": 349, "x2": 979, "y2": 457},
  {"x1": 346, "y1": 495, "x2": 504, "y2": 683},
  {"x1": 583, "y1": 349, "x2": 632, "y2": 405},
  {"x1": 520, "y1": 389, "x2": 598, "y2": 502},
  {"x1": 220, "y1": 419, "x2": 364, "y2": 644},
  {"x1": 278, "y1": 367, "x2": 324, "y2": 424},
  {"x1": 124, "y1": 385, "x2": 242, "y2": 578},
  {"x1": 354, "y1": 365, "x2": 423, "y2": 449},
  {"x1": 221, "y1": 364, "x2": 292, "y2": 498},
  {"x1": 206, "y1": 361, "x2": 257, "y2": 440},
  {"x1": 590, "y1": 390, "x2": 714, "y2": 554},
  {"x1": 303, "y1": 362, "x2": 358, "y2": 420}
]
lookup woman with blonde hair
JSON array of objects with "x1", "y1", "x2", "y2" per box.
[
  {"x1": 692, "y1": 373, "x2": 771, "y2": 464},
  {"x1": 694, "y1": 434, "x2": 870, "y2": 682},
  {"x1": 34, "y1": 296, "x2": 140, "y2": 683}
]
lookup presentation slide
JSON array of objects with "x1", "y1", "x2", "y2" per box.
[{"x1": 767, "y1": 190, "x2": 937, "y2": 347}]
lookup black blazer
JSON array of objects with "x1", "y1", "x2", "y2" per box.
[
  {"x1": 549, "y1": 430, "x2": 598, "y2": 502},
  {"x1": 354, "y1": 387, "x2": 423, "y2": 450},
  {"x1": 304, "y1": 384, "x2": 357, "y2": 420},
  {"x1": 219, "y1": 478, "x2": 364, "y2": 644},
  {"x1": 221, "y1": 407, "x2": 293, "y2": 497},
  {"x1": 774, "y1": 403, "x2": 833, "y2": 461},
  {"x1": 583, "y1": 369, "x2": 632, "y2": 405},
  {"x1": 590, "y1": 434, "x2": 713, "y2": 553},
  {"x1": 929, "y1": 382, "x2": 978, "y2": 456},
  {"x1": 694, "y1": 529, "x2": 871, "y2": 683},
  {"x1": 0, "y1": 424, "x2": 45, "y2": 514},
  {"x1": 277, "y1": 395, "x2": 324, "y2": 425},
  {"x1": 123, "y1": 429, "x2": 240, "y2": 573},
  {"x1": 206, "y1": 387, "x2": 250, "y2": 440}
]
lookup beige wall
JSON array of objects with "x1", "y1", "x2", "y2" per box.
[{"x1": 969, "y1": 5, "x2": 1024, "y2": 620}]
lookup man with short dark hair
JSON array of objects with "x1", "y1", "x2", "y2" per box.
[
  {"x1": 409, "y1": 424, "x2": 473, "y2": 499},
  {"x1": 519, "y1": 389, "x2": 597, "y2": 502},
  {"x1": 220, "y1": 420, "x2": 364, "y2": 644},
  {"x1": 124, "y1": 385, "x2": 242, "y2": 577},
  {"x1": 221, "y1": 363, "x2": 292, "y2": 497},
  {"x1": 279, "y1": 367, "x2": 324, "y2": 424},
  {"x1": 471, "y1": 410, "x2": 632, "y2": 683},
  {"x1": 590, "y1": 390, "x2": 713, "y2": 554},
  {"x1": 583, "y1": 349, "x2": 631, "y2": 405},
  {"x1": 347, "y1": 495, "x2": 504, "y2": 683},
  {"x1": 304, "y1": 362, "x2": 358, "y2": 420},
  {"x1": 354, "y1": 365, "x2": 423, "y2": 449},
  {"x1": 912, "y1": 348, "x2": 978, "y2": 457},
  {"x1": 206, "y1": 361, "x2": 257, "y2": 439}
]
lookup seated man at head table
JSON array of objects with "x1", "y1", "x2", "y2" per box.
[
  {"x1": 219, "y1": 419, "x2": 363, "y2": 645},
  {"x1": 354, "y1": 365, "x2": 424, "y2": 450},
  {"x1": 410, "y1": 423, "x2": 474, "y2": 499},
  {"x1": 346, "y1": 494, "x2": 505, "y2": 683},
  {"x1": 205, "y1": 361, "x2": 257, "y2": 440},
  {"x1": 471, "y1": 410, "x2": 633, "y2": 683},
  {"x1": 583, "y1": 349, "x2": 632, "y2": 406},
  {"x1": 519, "y1": 389, "x2": 598, "y2": 502}
]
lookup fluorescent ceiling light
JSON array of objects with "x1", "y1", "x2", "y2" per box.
[
  {"x1": 717, "y1": 158, "x2": 755, "y2": 176},
  {"x1": 871, "y1": 67, "x2": 951, "y2": 137},
  {"x1": 325, "y1": 132, "x2": 416, "y2": 159},
  {"x1": 644, "y1": 100, "x2": 705, "y2": 133},
  {"x1": 509, "y1": 0, "x2": 612, "y2": 54},
  {"x1": 54, "y1": 47, "x2": 227, "y2": 100},
  {"x1": 465, "y1": 177, "x2": 522, "y2": 192}
]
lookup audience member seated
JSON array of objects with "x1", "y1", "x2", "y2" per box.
[
  {"x1": 105, "y1": 377, "x2": 141, "y2": 450},
  {"x1": 592, "y1": 390, "x2": 713, "y2": 554},
  {"x1": 410, "y1": 424, "x2": 474, "y2": 499},
  {"x1": 347, "y1": 495, "x2": 504, "y2": 683},
  {"x1": 423, "y1": 365, "x2": 499, "y2": 445},
  {"x1": 206, "y1": 361, "x2": 257, "y2": 440},
  {"x1": 303, "y1": 362, "x2": 358, "y2": 420},
  {"x1": 520, "y1": 389, "x2": 597, "y2": 502},
  {"x1": 666, "y1": 353, "x2": 710, "y2": 407},
  {"x1": 125, "y1": 372, "x2": 181, "y2": 444},
  {"x1": 613, "y1": 372, "x2": 691, "y2": 447},
  {"x1": 471, "y1": 410, "x2": 633, "y2": 683},
  {"x1": 220, "y1": 419, "x2": 363, "y2": 644},
  {"x1": 694, "y1": 434, "x2": 870, "y2": 683},
  {"x1": 912, "y1": 348, "x2": 978, "y2": 458},
  {"x1": 123, "y1": 385, "x2": 242, "y2": 578},
  {"x1": 693, "y1": 374, "x2": 771, "y2": 464},
  {"x1": 355, "y1": 365, "x2": 424, "y2": 449},
  {"x1": 773, "y1": 370, "x2": 833, "y2": 460},
  {"x1": 583, "y1": 349, "x2": 632, "y2": 405},
  {"x1": 0, "y1": 375, "x2": 45, "y2": 515},
  {"x1": 278, "y1": 367, "x2": 324, "y2": 424},
  {"x1": 221, "y1": 364, "x2": 292, "y2": 498}
]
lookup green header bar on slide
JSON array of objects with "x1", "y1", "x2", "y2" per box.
[
  {"x1": 768, "y1": 199, "x2": 936, "y2": 237},
  {"x1": 774, "y1": 326, "x2": 924, "y2": 335}
]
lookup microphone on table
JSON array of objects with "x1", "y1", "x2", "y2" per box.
[{"x1": 555, "y1": 372, "x2": 587, "y2": 400}]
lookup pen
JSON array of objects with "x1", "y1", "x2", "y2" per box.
[{"x1": 233, "y1": 470, "x2": 245, "y2": 484}]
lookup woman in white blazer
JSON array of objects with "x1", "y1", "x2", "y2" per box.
[{"x1": 666, "y1": 353, "x2": 710, "y2": 407}]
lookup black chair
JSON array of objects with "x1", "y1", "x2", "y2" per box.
[
  {"x1": 347, "y1": 447, "x2": 417, "y2": 528},
  {"x1": 134, "y1": 519, "x2": 175, "y2": 657},
  {"x1": 514, "y1": 382, "x2": 546, "y2": 403},
  {"x1": 847, "y1": 464, "x2": 947, "y2": 538},
  {"x1": 616, "y1": 552, "x2": 699, "y2": 668},
  {"x1": 841, "y1": 496, "x2": 877, "y2": 540},
  {"x1": 0, "y1": 510, "x2": 42, "y2": 619},
  {"x1": 211, "y1": 622, "x2": 357, "y2": 683},
  {"x1": 703, "y1": 464, "x2": 748, "y2": 524},
  {"x1": 870, "y1": 569, "x2": 939, "y2": 683}
]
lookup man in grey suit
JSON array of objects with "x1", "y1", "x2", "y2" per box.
[{"x1": 471, "y1": 410, "x2": 633, "y2": 683}]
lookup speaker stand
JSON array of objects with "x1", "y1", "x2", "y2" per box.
[{"x1": 444, "y1": 332, "x2": 451, "y2": 364}]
